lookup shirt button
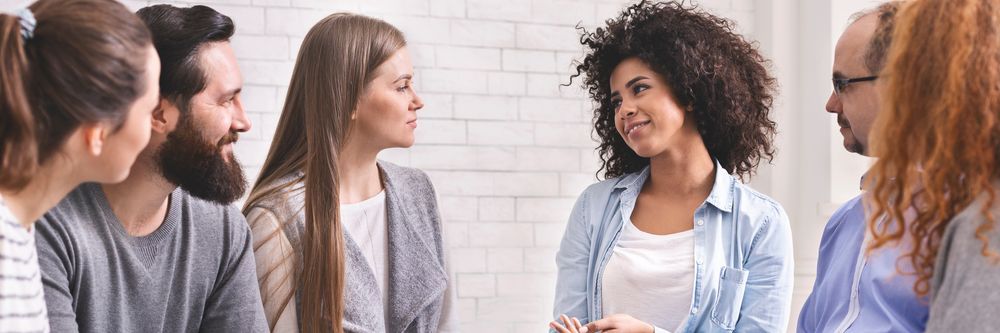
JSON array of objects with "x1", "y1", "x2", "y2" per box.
[
  {"x1": 696, "y1": 259, "x2": 703, "y2": 265},
  {"x1": 691, "y1": 307, "x2": 699, "y2": 314},
  {"x1": 696, "y1": 219, "x2": 704, "y2": 226}
]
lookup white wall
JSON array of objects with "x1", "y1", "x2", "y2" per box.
[
  {"x1": 0, "y1": 0, "x2": 890, "y2": 331},
  {"x1": 150, "y1": 0, "x2": 752, "y2": 331}
]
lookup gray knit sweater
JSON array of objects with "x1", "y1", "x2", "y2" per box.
[
  {"x1": 33, "y1": 183, "x2": 268, "y2": 332},
  {"x1": 245, "y1": 161, "x2": 456, "y2": 333},
  {"x1": 927, "y1": 192, "x2": 1000, "y2": 333}
]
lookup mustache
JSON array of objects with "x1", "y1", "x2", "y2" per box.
[
  {"x1": 218, "y1": 132, "x2": 239, "y2": 146},
  {"x1": 837, "y1": 115, "x2": 851, "y2": 128}
]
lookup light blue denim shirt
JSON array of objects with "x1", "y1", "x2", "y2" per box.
[{"x1": 552, "y1": 161, "x2": 794, "y2": 332}]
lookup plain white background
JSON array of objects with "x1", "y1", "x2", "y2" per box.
[{"x1": 0, "y1": 0, "x2": 885, "y2": 331}]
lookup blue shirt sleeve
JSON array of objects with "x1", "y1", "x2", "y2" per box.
[
  {"x1": 552, "y1": 190, "x2": 592, "y2": 324},
  {"x1": 734, "y1": 203, "x2": 794, "y2": 331}
]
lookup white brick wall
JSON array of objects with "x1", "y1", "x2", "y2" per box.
[{"x1": 129, "y1": 0, "x2": 757, "y2": 331}]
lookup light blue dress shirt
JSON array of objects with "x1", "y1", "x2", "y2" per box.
[
  {"x1": 797, "y1": 192, "x2": 928, "y2": 333},
  {"x1": 552, "y1": 161, "x2": 794, "y2": 332}
]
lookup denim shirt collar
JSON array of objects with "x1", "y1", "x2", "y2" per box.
[{"x1": 612, "y1": 159, "x2": 735, "y2": 213}]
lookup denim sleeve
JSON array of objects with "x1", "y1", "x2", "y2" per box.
[
  {"x1": 552, "y1": 190, "x2": 592, "y2": 324},
  {"x1": 735, "y1": 203, "x2": 794, "y2": 332}
]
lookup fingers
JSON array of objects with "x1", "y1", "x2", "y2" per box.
[
  {"x1": 586, "y1": 317, "x2": 613, "y2": 332},
  {"x1": 572, "y1": 317, "x2": 588, "y2": 333},
  {"x1": 551, "y1": 314, "x2": 590, "y2": 333},
  {"x1": 562, "y1": 314, "x2": 580, "y2": 333},
  {"x1": 550, "y1": 320, "x2": 572, "y2": 333},
  {"x1": 551, "y1": 314, "x2": 578, "y2": 333}
]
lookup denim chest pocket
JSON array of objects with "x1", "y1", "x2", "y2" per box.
[{"x1": 710, "y1": 266, "x2": 750, "y2": 330}]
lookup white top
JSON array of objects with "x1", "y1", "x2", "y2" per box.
[
  {"x1": 341, "y1": 190, "x2": 389, "y2": 313},
  {"x1": 246, "y1": 188, "x2": 460, "y2": 333},
  {"x1": 0, "y1": 196, "x2": 50, "y2": 333},
  {"x1": 602, "y1": 221, "x2": 695, "y2": 333}
]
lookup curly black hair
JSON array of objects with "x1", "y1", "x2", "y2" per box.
[{"x1": 573, "y1": 0, "x2": 777, "y2": 180}]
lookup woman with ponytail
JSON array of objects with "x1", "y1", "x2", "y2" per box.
[
  {"x1": 0, "y1": 0, "x2": 159, "y2": 331},
  {"x1": 243, "y1": 13, "x2": 456, "y2": 333},
  {"x1": 867, "y1": 0, "x2": 1000, "y2": 331}
]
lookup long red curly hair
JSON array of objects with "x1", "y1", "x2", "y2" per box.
[{"x1": 867, "y1": 0, "x2": 1000, "y2": 297}]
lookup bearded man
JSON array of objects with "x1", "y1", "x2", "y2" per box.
[{"x1": 33, "y1": 5, "x2": 268, "y2": 332}]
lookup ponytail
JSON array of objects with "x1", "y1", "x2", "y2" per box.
[
  {"x1": 0, "y1": 13, "x2": 37, "y2": 190},
  {"x1": 0, "y1": 0, "x2": 152, "y2": 191}
]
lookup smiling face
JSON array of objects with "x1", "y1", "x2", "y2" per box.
[
  {"x1": 183, "y1": 41, "x2": 249, "y2": 161},
  {"x1": 155, "y1": 41, "x2": 251, "y2": 204},
  {"x1": 609, "y1": 57, "x2": 702, "y2": 158},
  {"x1": 351, "y1": 47, "x2": 423, "y2": 151}
]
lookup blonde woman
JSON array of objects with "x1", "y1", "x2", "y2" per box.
[{"x1": 243, "y1": 13, "x2": 456, "y2": 333}]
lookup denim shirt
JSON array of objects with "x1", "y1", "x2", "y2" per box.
[
  {"x1": 797, "y1": 194, "x2": 927, "y2": 333},
  {"x1": 552, "y1": 161, "x2": 794, "y2": 332}
]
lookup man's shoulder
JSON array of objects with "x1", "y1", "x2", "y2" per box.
[
  {"x1": 824, "y1": 194, "x2": 867, "y2": 232},
  {"x1": 813, "y1": 194, "x2": 867, "y2": 258},
  {"x1": 36, "y1": 183, "x2": 107, "y2": 233}
]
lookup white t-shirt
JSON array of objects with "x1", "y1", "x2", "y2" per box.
[
  {"x1": 601, "y1": 221, "x2": 695, "y2": 333},
  {"x1": 341, "y1": 191, "x2": 388, "y2": 311},
  {"x1": 0, "y1": 196, "x2": 49, "y2": 333}
]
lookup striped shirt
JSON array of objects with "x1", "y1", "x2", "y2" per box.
[{"x1": 0, "y1": 197, "x2": 49, "y2": 333}]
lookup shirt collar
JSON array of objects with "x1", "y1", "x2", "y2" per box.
[
  {"x1": 705, "y1": 160, "x2": 735, "y2": 213},
  {"x1": 613, "y1": 159, "x2": 735, "y2": 213}
]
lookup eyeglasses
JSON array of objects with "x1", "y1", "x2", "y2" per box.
[{"x1": 832, "y1": 75, "x2": 878, "y2": 95}]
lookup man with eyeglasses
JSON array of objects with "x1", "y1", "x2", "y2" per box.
[{"x1": 798, "y1": 2, "x2": 929, "y2": 333}]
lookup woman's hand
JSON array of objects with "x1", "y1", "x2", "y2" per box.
[
  {"x1": 550, "y1": 313, "x2": 654, "y2": 333},
  {"x1": 550, "y1": 314, "x2": 587, "y2": 333},
  {"x1": 585, "y1": 314, "x2": 655, "y2": 333}
]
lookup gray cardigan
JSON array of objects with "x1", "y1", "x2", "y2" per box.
[
  {"x1": 926, "y1": 192, "x2": 1000, "y2": 333},
  {"x1": 246, "y1": 161, "x2": 456, "y2": 333}
]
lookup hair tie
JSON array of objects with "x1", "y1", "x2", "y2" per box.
[{"x1": 17, "y1": 8, "x2": 35, "y2": 41}]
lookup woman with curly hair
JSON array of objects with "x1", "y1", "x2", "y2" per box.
[
  {"x1": 549, "y1": 1, "x2": 793, "y2": 332},
  {"x1": 866, "y1": 0, "x2": 1000, "y2": 331}
]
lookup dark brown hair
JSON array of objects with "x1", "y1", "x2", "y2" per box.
[
  {"x1": 573, "y1": 0, "x2": 777, "y2": 180},
  {"x1": 0, "y1": 0, "x2": 152, "y2": 190},
  {"x1": 243, "y1": 13, "x2": 405, "y2": 333},
  {"x1": 862, "y1": 1, "x2": 902, "y2": 75},
  {"x1": 136, "y1": 5, "x2": 234, "y2": 113}
]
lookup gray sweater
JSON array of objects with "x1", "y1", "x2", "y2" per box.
[
  {"x1": 34, "y1": 183, "x2": 268, "y2": 332},
  {"x1": 245, "y1": 161, "x2": 456, "y2": 333},
  {"x1": 927, "y1": 193, "x2": 1000, "y2": 332}
]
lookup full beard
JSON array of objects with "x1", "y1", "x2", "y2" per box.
[{"x1": 155, "y1": 116, "x2": 247, "y2": 204}]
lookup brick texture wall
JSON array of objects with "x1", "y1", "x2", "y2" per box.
[{"x1": 121, "y1": 0, "x2": 757, "y2": 331}]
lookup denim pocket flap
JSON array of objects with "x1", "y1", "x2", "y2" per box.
[{"x1": 710, "y1": 266, "x2": 750, "y2": 330}]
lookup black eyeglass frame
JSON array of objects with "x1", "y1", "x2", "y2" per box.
[{"x1": 832, "y1": 75, "x2": 878, "y2": 95}]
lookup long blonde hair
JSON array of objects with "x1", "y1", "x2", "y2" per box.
[
  {"x1": 867, "y1": 0, "x2": 1000, "y2": 296},
  {"x1": 243, "y1": 13, "x2": 405, "y2": 333}
]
